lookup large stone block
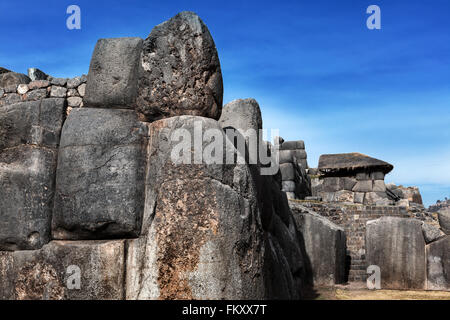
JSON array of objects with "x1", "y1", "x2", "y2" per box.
[
  {"x1": 438, "y1": 208, "x2": 450, "y2": 234},
  {"x1": 372, "y1": 180, "x2": 386, "y2": 192},
  {"x1": 137, "y1": 11, "x2": 223, "y2": 121},
  {"x1": 52, "y1": 108, "x2": 147, "y2": 240},
  {"x1": 0, "y1": 98, "x2": 65, "y2": 149},
  {"x1": 219, "y1": 98, "x2": 262, "y2": 133},
  {"x1": 363, "y1": 191, "x2": 389, "y2": 205},
  {"x1": 334, "y1": 190, "x2": 354, "y2": 203},
  {"x1": 280, "y1": 140, "x2": 305, "y2": 150},
  {"x1": 84, "y1": 37, "x2": 143, "y2": 109},
  {"x1": 280, "y1": 163, "x2": 295, "y2": 181},
  {"x1": 366, "y1": 217, "x2": 426, "y2": 289},
  {"x1": 291, "y1": 149, "x2": 307, "y2": 160},
  {"x1": 0, "y1": 146, "x2": 57, "y2": 250},
  {"x1": 322, "y1": 177, "x2": 342, "y2": 192},
  {"x1": 279, "y1": 150, "x2": 294, "y2": 164},
  {"x1": 352, "y1": 180, "x2": 373, "y2": 192},
  {"x1": 0, "y1": 240, "x2": 125, "y2": 299},
  {"x1": 125, "y1": 116, "x2": 269, "y2": 299},
  {"x1": 291, "y1": 204, "x2": 347, "y2": 286},
  {"x1": 426, "y1": 236, "x2": 450, "y2": 291}
]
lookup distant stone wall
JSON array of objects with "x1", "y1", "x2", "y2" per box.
[
  {"x1": 293, "y1": 201, "x2": 409, "y2": 282},
  {"x1": 0, "y1": 75, "x2": 87, "y2": 114},
  {"x1": 279, "y1": 139, "x2": 311, "y2": 200}
]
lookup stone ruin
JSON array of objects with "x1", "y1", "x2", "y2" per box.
[{"x1": 0, "y1": 11, "x2": 448, "y2": 299}]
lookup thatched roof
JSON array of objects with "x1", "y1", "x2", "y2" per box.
[{"x1": 318, "y1": 153, "x2": 393, "y2": 174}]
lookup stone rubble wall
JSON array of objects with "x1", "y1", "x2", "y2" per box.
[{"x1": 0, "y1": 73, "x2": 87, "y2": 114}]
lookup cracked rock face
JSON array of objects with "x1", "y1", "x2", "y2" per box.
[
  {"x1": 0, "y1": 240, "x2": 125, "y2": 300},
  {"x1": 366, "y1": 217, "x2": 426, "y2": 290},
  {"x1": 126, "y1": 116, "x2": 266, "y2": 300},
  {"x1": 0, "y1": 99, "x2": 65, "y2": 250},
  {"x1": 52, "y1": 108, "x2": 148, "y2": 240},
  {"x1": 137, "y1": 11, "x2": 223, "y2": 121},
  {"x1": 426, "y1": 236, "x2": 449, "y2": 291},
  {"x1": 84, "y1": 37, "x2": 143, "y2": 109}
]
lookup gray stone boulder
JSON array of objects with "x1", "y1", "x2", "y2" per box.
[
  {"x1": 422, "y1": 222, "x2": 445, "y2": 244},
  {"x1": 426, "y1": 236, "x2": 449, "y2": 291},
  {"x1": 280, "y1": 163, "x2": 295, "y2": 180},
  {"x1": 0, "y1": 240, "x2": 125, "y2": 299},
  {"x1": 126, "y1": 116, "x2": 268, "y2": 299},
  {"x1": 0, "y1": 99, "x2": 65, "y2": 149},
  {"x1": 0, "y1": 72, "x2": 30, "y2": 88},
  {"x1": 137, "y1": 11, "x2": 223, "y2": 121},
  {"x1": 219, "y1": 98, "x2": 262, "y2": 133},
  {"x1": 0, "y1": 98, "x2": 65, "y2": 250},
  {"x1": 281, "y1": 140, "x2": 305, "y2": 150},
  {"x1": 438, "y1": 207, "x2": 450, "y2": 234},
  {"x1": 0, "y1": 146, "x2": 57, "y2": 250},
  {"x1": 366, "y1": 217, "x2": 426, "y2": 289},
  {"x1": 52, "y1": 108, "x2": 147, "y2": 240},
  {"x1": 84, "y1": 37, "x2": 143, "y2": 109},
  {"x1": 27, "y1": 68, "x2": 48, "y2": 81},
  {"x1": 290, "y1": 202, "x2": 347, "y2": 286}
]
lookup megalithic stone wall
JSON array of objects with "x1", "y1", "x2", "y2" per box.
[{"x1": 0, "y1": 11, "x2": 307, "y2": 299}]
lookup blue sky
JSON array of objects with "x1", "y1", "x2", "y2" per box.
[{"x1": 1, "y1": 0, "x2": 449, "y2": 206}]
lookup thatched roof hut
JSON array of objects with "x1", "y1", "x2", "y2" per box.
[{"x1": 318, "y1": 153, "x2": 393, "y2": 175}]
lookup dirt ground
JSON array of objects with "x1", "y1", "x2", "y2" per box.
[{"x1": 307, "y1": 283, "x2": 450, "y2": 300}]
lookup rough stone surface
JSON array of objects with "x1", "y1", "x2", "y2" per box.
[
  {"x1": 0, "y1": 72, "x2": 30, "y2": 88},
  {"x1": 17, "y1": 84, "x2": 29, "y2": 94},
  {"x1": 0, "y1": 99, "x2": 65, "y2": 149},
  {"x1": 280, "y1": 163, "x2": 295, "y2": 180},
  {"x1": 67, "y1": 96, "x2": 83, "y2": 107},
  {"x1": 52, "y1": 108, "x2": 147, "y2": 240},
  {"x1": 28, "y1": 80, "x2": 50, "y2": 90},
  {"x1": 84, "y1": 37, "x2": 143, "y2": 109},
  {"x1": 126, "y1": 116, "x2": 267, "y2": 299},
  {"x1": 438, "y1": 208, "x2": 450, "y2": 234},
  {"x1": 290, "y1": 202, "x2": 347, "y2": 286},
  {"x1": 50, "y1": 86, "x2": 67, "y2": 98},
  {"x1": 353, "y1": 180, "x2": 373, "y2": 192},
  {"x1": 281, "y1": 140, "x2": 305, "y2": 150},
  {"x1": 24, "y1": 88, "x2": 48, "y2": 101},
  {"x1": 279, "y1": 150, "x2": 294, "y2": 164},
  {"x1": 334, "y1": 190, "x2": 354, "y2": 203},
  {"x1": 426, "y1": 236, "x2": 450, "y2": 291},
  {"x1": 27, "y1": 68, "x2": 48, "y2": 81},
  {"x1": 0, "y1": 146, "x2": 57, "y2": 250},
  {"x1": 422, "y1": 222, "x2": 445, "y2": 244},
  {"x1": 366, "y1": 217, "x2": 426, "y2": 289},
  {"x1": 77, "y1": 83, "x2": 86, "y2": 97},
  {"x1": 67, "y1": 76, "x2": 82, "y2": 89},
  {"x1": 50, "y1": 78, "x2": 67, "y2": 86},
  {"x1": 219, "y1": 98, "x2": 262, "y2": 134},
  {"x1": 137, "y1": 11, "x2": 223, "y2": 121},
  {"x1": 126, "y1": 116, "x2": 303, "y2": 300},
  {"x1": 372, "y1": 180, "x2": 386, "y2": 192},
  {"x1": 0, "y1": 240, "x2": 125, "y2": 299},
  {"x1": 0, "y1": 98, "x2": 65, "y2": 250}
]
